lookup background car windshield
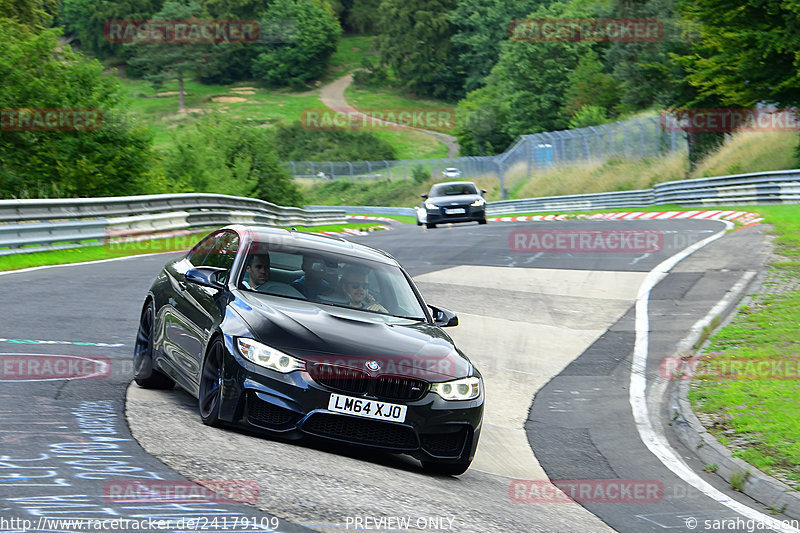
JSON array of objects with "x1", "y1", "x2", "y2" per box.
[
  {"x1": 239, "y1": 242, "x2": 427, "y2": 320},
  {"x1": 431, "y1": 183, "x2": 477, "y2": 196}
]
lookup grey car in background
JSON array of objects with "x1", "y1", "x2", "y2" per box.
[{"x1": 416, "y1": 181, "x2": 487, "y2": 228}]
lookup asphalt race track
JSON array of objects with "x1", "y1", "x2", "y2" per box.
[{"x1": 1, "y1": 219, "x2": 793, "y2": 533}]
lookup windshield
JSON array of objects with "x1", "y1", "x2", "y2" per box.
[
  {"x1": 238, "y1": 242, "x2": 427, "y2": 321},
  {"x1": 430, "y1": 183, "x2": 477, "y2": 196}
]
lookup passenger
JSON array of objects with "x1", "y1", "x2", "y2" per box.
[
  {"x1": 291, "y1": 255, "x2": 332, "y2": 299},
  {"x1": 340, "y1": 265, "x2": 387, "y2": 312}
]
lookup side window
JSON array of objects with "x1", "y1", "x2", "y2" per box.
[
  {"x1": 186, "y1": 232, "x2": 222, "y2": 267},
  {"x1": 201, "y1": 232, "x2": 239, "y2": 283}
]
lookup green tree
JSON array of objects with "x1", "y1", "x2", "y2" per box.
[
  {"x1": 453, "y1": 84, "x2": 511, "y2": 155},
  {"x1": 679, "y1": 0, "x2": 800, "y2": 109},
  {"x1": 568, "y1": 105, "x2": 607, "y2": 129},
  {"x1": 59, "y1": 0, "x2": 163, "y2": 59},
  {"x1": 124, "y1": 0, "x2": 212, "y2": 111},
  {"x1": 602, "y1": 0, "x2": 684, "y2": 113},
  {"x1": 0, "y1": 19, "x2": 162, "y2": 198},
  {"x1": 346, "y1": 0, "x2": 381, "y2": 33},
  {"x1": 163, "y1": 116, "x2": 304, "y2": 206},
  {"x1": 251, "y1": 0, "x2": 341, "y2": 88},
  {"x1": 1, "y1": 0, "x2": 57, "y2": 28},
  {"x1": 377, "y1": 0, "x2": 463, "y2": 99},
  {"x1": 562, "y1": 49, "x2": 619, "y2": 120},
  {"x1": 447, "y1": 0, "x2": 540, "y2": 93}
]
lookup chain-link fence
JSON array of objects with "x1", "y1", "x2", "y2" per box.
[{"x1": 284, "y1": 117, "x2": 687, "y2": 198}]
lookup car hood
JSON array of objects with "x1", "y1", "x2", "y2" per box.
[
  {"x1": 234, "y1": 292, "x2": 472, "y2": 381},
  {"x1": 428, "y1": 194, "x2": 481, "y2": 206}
]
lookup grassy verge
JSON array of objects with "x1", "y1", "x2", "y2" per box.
[
  {"x1": 0, "y1": 224, "x2": 382, "y2": 273},
  {"x1": 344, "y1": 85, "x2": 457, "y2": 134},
  {"x1": 687, "y1": 204, "x2": 800, "y2": 488},
  {"x1": 350, "y1": 214, "x2": 416, "y2": 224}
]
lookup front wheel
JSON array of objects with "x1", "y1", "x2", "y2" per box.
[
  {"x1": 478, "y1": 218, "x2": 487, "y2": 225},
  {"x1": 199, "y1": 338, "x2": 224, "y2": 427},
  {"x1": 421, "y1": 459, "x2": 472, "y2": 476},
  {"x1": 426, "y1": 223, "x2": 437, "y2": 229},
  {"x1": 133, "y1": 301, "x2": 174, "y2": 389}
]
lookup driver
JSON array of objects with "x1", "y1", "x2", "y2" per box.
[{"x1": 243, "y1": 253, "x2": 269, "y2": 289}]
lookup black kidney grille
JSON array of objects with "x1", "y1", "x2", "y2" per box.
[
  {"x1": 308, "y1": 363, "x2": 369, "y2": 394},
  {"x1": 374, "y1": 376, "x2": 428, "y2": 401},
  {"x1": 302, "y1": 413, "x2": 418, "y2": 450},
  {"x1": 246, "y1": 393, "x2": 299, "y2": 429},
  {"x1": 308, "y1": 364, "x2": 428, "y2": 401},
  {"x1": 420, "y1": 427, "x2": 469, "y2": 457}
]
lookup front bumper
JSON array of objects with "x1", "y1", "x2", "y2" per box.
[
  {"x1": 218, "y1": 339, "x2": 484, "y2": 464},
  {"x1": 424, "y1": 205, "x2": 486, "y2": 224}
]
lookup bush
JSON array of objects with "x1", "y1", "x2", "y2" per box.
[
  {"x1": 163, "y1": 116, "x2": 303, "y2": 206},
  {"x1": 270, "y1": 121, "x2": 396, "y2": 162},
  {"x1": 411, "y1": 164, "x2": 429, "y2": 184},
  {"x1": 252, "y1": 0, "x2": 342, "y2": 87}
]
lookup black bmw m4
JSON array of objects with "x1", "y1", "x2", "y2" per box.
[{"x1": 133, "y1": 225, "x2": 484, "y2": 475}]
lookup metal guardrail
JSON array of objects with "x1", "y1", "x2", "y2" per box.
[
  {"x1": 306, "y1": 205, "x2": 416, "y2": 217},
  {"x1": 0, "y1": 193, "x2": 346, "y2": 255},
  {"x1": 304, "y1": 169, "x2": 800, "y2": 216},
  {"x1": 486, "y1": 189, "x2": 655, "y2": 215},
  {"x1": 3, "y1": 169, "x2": 798, "y2": 254}
]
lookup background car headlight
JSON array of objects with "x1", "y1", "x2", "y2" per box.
[
  {"x1": 425, "y1": 201, "x2": 438, "y2": 210},
  {"x1": 470, "y1": 198, "x2": 485, "y2": 207},
  {"x1": 431, "y1": 376, "x2": 481, "y2": 400},
  {"x1": 236, "y1": 338, "x2": 303, "y2": 373}
]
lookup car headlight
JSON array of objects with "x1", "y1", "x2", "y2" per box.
[
  {"x1": 470, "y1": 198, "x2": 485, "y2": 207},
  {"x1": 425, "y1": 201, "x2": 438, "y2": 210},
  {"x1": 236, "y1": 338, "x2": 303, "y2": 373},
  {"x1": 431, "y1": 376, "x2": 481, "y2": 400}
]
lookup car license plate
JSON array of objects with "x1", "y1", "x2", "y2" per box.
[
  {"x1": 328, "y1": 393, "x2": 407, "y2": 423},
  {"x1": 445, "y1": 208, "x2": 465, "y2": 215}
]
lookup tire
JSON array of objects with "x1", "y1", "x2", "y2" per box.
[
  {"x1": 426, "y1": 223, "x2": 437, "y2": 229},
  {"x1": 199, "y1": 337, "x2": 224, "y2": 427},
  {"x1": 478, "y1": 218, "x2": 487, "y2": 225},
  {"x1": 416, "y1": 219, "x2": 422, "y2": 226},
  {"x1": 421, "y1": 459, "x2": 472, "y2": 476},
  {"x1": 133, "y1": 301, "x2": 174, "y2": 389}
]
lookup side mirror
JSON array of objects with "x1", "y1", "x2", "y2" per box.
[
  {"x1": 429, "y1": 305, "x2": 458, "y2": 327},
  {"x1": 481, "y1": 189, "x2": 487, "y2": 194},
  {"x1": 421, "y1": 193, "x2": 429, "y2": 199},
  {"x1": 186, "y1": 267, "x2": 226, "y2": 289}
]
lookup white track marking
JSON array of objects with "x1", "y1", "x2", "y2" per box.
[{"x1": 629, "y1": 221, "x2": 800, "y2": 533}]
